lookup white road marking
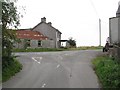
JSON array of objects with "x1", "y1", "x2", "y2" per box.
[
  {"x1": 39, "y1": 57, "x2": 43, "y2": 60},
  {"x1": 35, "y1": 57, "x2": 43, "y2": 60},
  {"x1": 37, "y1": 62, "x2": 41, "y2": 64},
  {"x1": 57, "y1": 64, "x2": 60, "y2": 68},
  {"x1": 42, "y1": 83, "x2": 46, "y2": 88},
  {"x1": 32, "y1": 57, "x2": 41, "y2": 64},
  {"x1": 32, "y1": 57, "x2": 37, "y2": 62}
]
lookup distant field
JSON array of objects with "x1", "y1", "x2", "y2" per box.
[{"x1": 70, "y1": 46, "x2": 103, "y2": 50}]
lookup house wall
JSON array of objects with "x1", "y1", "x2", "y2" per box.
[
  {"x1": 42, "y1": 40, "x2": 55, "y2": 48},
  {"x1": 30, "y1": 40, "x2": 38, "y2": 48},
  {"x1": 14, "y1": 39, "x2": 25, "y2": 49},
  {"x1": 56, "y1": 31, "x2": 61, "y2": 48},
  {"x1": 109, "y1": 17, "x2": 120, "y2": 59},
  {"x1": 118, "y1": 18, "x2": 120, "y2": 42},
  {"x1": 30, "y1": 40, "x2": 55, "y2": 48},
  {"x1": 109, "y1": 17, "x2": 119, "y2": 44},
  {"x1": 14, "y1": 39, "x2": 55, "y2": 49},
  {"x1": 33, "y1": 23, "x2": 61, "y2": 48}
]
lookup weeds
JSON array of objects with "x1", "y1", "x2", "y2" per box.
[{"x1": 92, "y1": 56, "x2": 120, "y2": 88}]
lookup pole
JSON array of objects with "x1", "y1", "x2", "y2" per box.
[{"x1": 99, "y1": 19, "x2": 101, "y2": 46}]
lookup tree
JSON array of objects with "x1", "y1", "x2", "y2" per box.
[
  {"x1": 67, "y1": 37, "x2": 76, "y2": 48},
  {"x1": 1, "y1": 1, "x2": 24, "y2": 82},
  {"x1": 2, "y1": 1, "x2": 20, "y2": 57}
]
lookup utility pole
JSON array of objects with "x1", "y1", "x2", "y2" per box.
[
  {"x1": 89, "y1": 0, "x2": 102, "y2": 46},
  {"x1": 99, "y1": 19, "x2": 101, "y2": 46}
]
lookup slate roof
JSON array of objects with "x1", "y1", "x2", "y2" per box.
[{"x1": 32, "y1": 22, "x2": 62, "y2": 34}]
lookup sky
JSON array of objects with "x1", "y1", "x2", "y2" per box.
[{"x1": 16, "y1": 0, "x2": 120, "y2": 46}]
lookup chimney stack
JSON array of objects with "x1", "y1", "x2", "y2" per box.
[
  {"x1": 41, "y1": 17, "x2": 46, "y2": 23},
  {"x1": 48, "y1": 22, "x2": 52, "y2": 26},
  {"x1": 116, "y1": 1, "x2": 120, "y2": 17},
  {"x1": 119, "y1": 1, "x2": 120, "y2": 6}
]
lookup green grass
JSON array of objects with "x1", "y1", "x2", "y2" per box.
[
  {"x1": 13, "y1": 46, "x2": 103, "y2": 52},
  {"x1": 0, "y1": 61, "x2": 2, "y2": 83},
  {"x1": 13, "y1": 48, "x2": 65, "y2": 52},
  {"x1": 77, "y1": 46, "x2": 103, "y2": 50},
  {"x1": 92, "y1": 56, "x2": 120, "y2": 88},
  {"x1": 0, "y1": 70, "x2": 1, "y2": 83},
  {"x1": 2, "y1": 56, "x2": 23, "y2": 82}
]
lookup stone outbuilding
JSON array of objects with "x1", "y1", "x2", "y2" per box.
[{"x1": 14, "y1": 17, "x2": 62, "y2": 48}]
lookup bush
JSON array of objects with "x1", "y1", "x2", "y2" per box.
[
  {"x1": 92, "y1": 56, "x2": 120, "y2": 88},
  {"x1": 2, "y1": 56, "x2": 22, "y2": 82}
]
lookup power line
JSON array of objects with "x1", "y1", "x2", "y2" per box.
[
  {"x1": 89, "y1": 0, "x2": 99, "y2": 18},
  {"x1": 89, "y1": 0, "x2": 102, "y2": 46}
]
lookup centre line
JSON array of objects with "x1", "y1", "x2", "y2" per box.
[
  {"x1": 42, "y1": 83, "x2": 46, "y2": 88},
  {"x1": 38, "y1": 62, "x2": 41, "y2": 64},
  {"x1": 57, "y1": 64, "x2": 60, "y2": 68},
  {"x1": 32, "y1": 57, "x2": 37, "y2": 62},
  {"x1": 32, "y1": 57, "x2": 41, "y2": 64},
  {"x1": 40, "y1": 57, "x2": 43, "y2": 60}
]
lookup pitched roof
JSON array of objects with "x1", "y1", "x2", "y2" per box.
[
  {"x1": 32, "y1": 22, "x2": 62, "y2": 34},
  {"x1": 116, "y1": 5, "x2": 120, "y2": 17},
  {"x1": 15, "y1": 30, "x2": 48, "y2": 40}
]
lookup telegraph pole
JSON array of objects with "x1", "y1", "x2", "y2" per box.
[
  {"x1": 89, "y1": 0, "x2": 102, "y2": 46},
  {"x1": 99, "y1": 19, "x2": 101, "y2": 46}
]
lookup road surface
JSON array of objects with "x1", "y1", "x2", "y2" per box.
[{"x1": 3, "y1": 50, "x2": 103, "y2": 88}]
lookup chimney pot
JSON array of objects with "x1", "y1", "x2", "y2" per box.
[
  {"x1": 48, "y1": 22, "x2": 52, "y2": 26},
  {"x1": 41, "y1": 17, "x2": 46, "y2": 23},
  {"x1": 119, "y1": 1, "x2": 120, "y2": 6},
  {"x1": 116, "y1": 1, "x2": 120, "y2": 17}
]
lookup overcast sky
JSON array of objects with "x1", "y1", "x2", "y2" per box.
[{"x1": 16, "y1": 0, "x2": 120, "y2": 46}]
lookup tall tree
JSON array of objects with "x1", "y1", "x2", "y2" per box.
[{"x1": 2, "y1": 1, "x2": 20, "y2": 57}]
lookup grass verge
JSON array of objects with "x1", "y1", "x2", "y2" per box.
[
  {"x1": 2, "y1": 56, "x2": 22, "y2": 82},
  {"x1": 66, "y1": 46, "x2": 103, "y2": 51},
  {"x1": 13, "y1": 46, "x2": 103, "y2": 52},
  {"x1": 13, "y1": 48, "x2": 65, "y2": 52},
  {"x1": 92, "y1": 56, "x2": 120, "y2": 88}
]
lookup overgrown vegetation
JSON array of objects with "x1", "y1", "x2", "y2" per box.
[
  {"x1": 92, "y1": 56, "x2": 120, "y2": 88},
  {"x1": 2, "y1": 56, "x2": 22, "y2": 82},
  {"x1": 2, "y1": 1, "x2": 23, "y2": 82}
]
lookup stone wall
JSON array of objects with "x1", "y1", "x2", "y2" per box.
[
  {"x1": 109, "y1": 46, "x2": 120, "y2": 59},
  {"x1": 30, "y1": 40, "x2": 38, "y2": 48},
  {"x1": 42, "y1": 40, "x2": 55, "y2": 48}
]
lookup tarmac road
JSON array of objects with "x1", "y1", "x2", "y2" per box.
[{"x1": 3, "y1": 50, "x2": 103, "y2": 88}]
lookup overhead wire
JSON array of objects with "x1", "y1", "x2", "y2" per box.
[{"x1": 89, "y1": 0, "x2": 99, "y2": 18}]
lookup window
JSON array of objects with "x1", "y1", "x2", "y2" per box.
[
  {"x1": 38, "y1": 40, "x2": 42, "y2": 47},
  {"x1": 27, "y1": 40, "x2": 30, "y2": 47}
]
